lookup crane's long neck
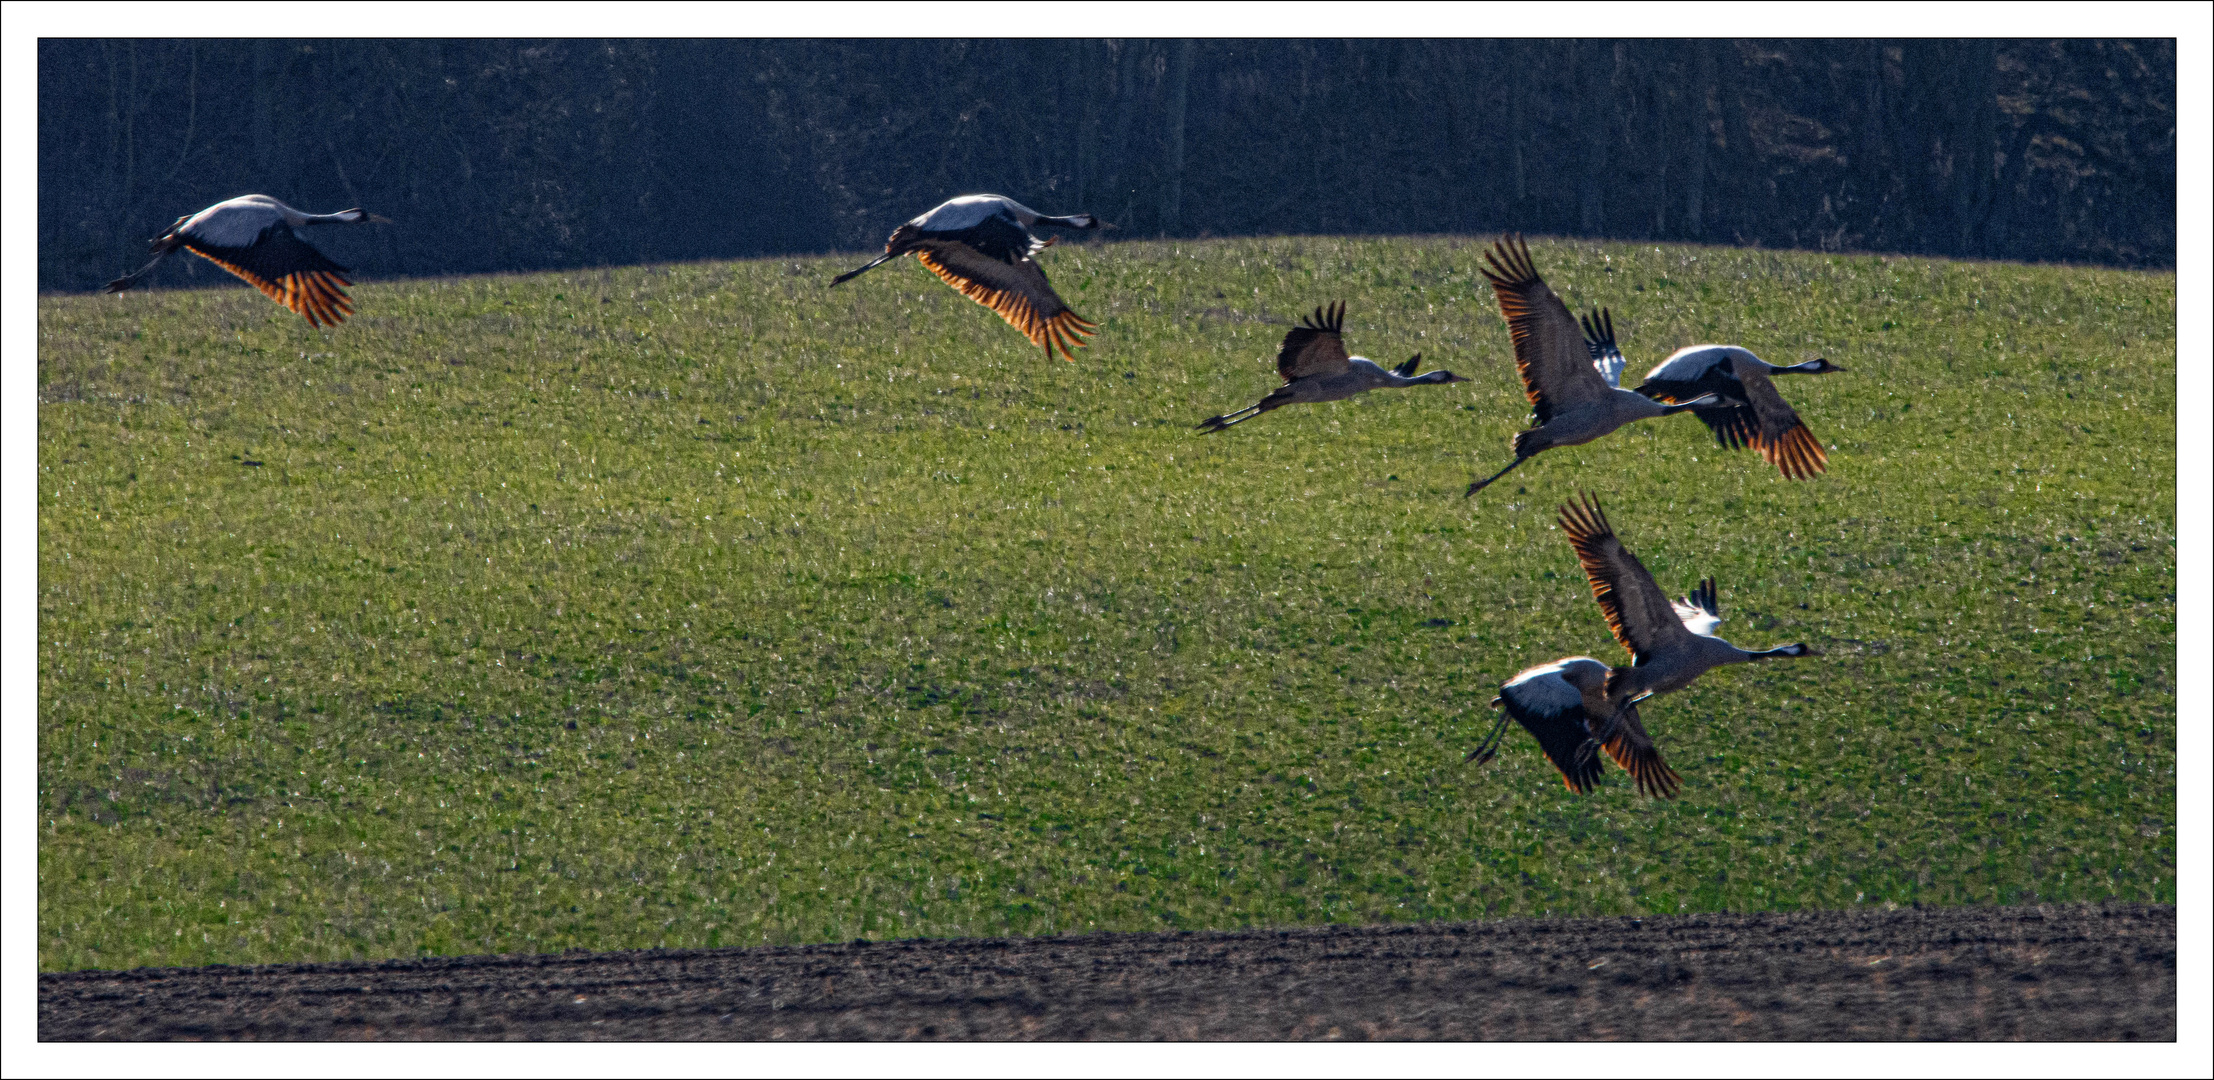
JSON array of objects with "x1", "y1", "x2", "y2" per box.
[{"x1": 1392, "y1": 370, "x2": 1459, "y2": 387}]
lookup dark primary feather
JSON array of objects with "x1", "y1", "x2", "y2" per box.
[
  {"x1": 1577, "y1": 307, "x2": 1625, "y2": 386},
  {"x1": 1577, "y1": 307, "x2": 1616, "y2": 359},
  {"x1": 1392, "y1": 353, "x2": 1422, "y2": 378},
  {"x1": 1683, "y1": 577, "x2": 1720, "y2": 621},
  {"x1": 1556, "y1": 493, "x2": 1693, "y2": 664},
  {"x1": 1275, "y1": 301, "x2": 1353, "y2": 380},
  {"x1": 1479, "y1": 235, "x2": 1613, "y2": 424}
]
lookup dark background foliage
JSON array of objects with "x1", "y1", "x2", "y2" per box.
[{"x1": 38, "y1": 38, "x2": 2175, "y2": 292}]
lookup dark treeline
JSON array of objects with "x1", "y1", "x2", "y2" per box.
[{"x1": 39, "y1": 39, "x2": 2174, "y2": 292}]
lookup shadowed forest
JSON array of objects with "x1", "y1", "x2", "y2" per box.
[{"x1": 39, "y1": 38, "x2": 2174, "y2": 292}]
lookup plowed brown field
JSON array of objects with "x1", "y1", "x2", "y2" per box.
[{"x1": 39, "y1": 903, "x2": 2173, "y2": 1041}]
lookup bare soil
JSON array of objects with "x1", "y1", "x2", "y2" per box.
[{"x1": 39, "y1": 902, "x2": 2174, "y2": 1041}]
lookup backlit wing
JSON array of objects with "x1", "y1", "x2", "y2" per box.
[
  {"x1": 1557, "y1": 493, "x2": 1698, "y2": 664},
  {"x1": 1733, "y1": 360, "x2": 1829, "y2": 479},
  {"x1": 1480, "y1": 235, "x2": 1614, "y2": 424},
  {"x1": 1596, "y1": 699, "x2": 1682, "y2": 799},
  {"x1": 1275, "y1": 301, "x2": 1353, "y2": 381},
  {"x1": 184, "y1": 224, "x2": 355, "y2": 328},
  {"x1": 914, "y1": 240, "x2": 1098, "y2": 362}
]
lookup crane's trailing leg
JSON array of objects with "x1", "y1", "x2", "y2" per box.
[
  {"x1": 1464, "y1": 705, "x2": 1515, "y2": 765},
  {"x1": 1465, "y1": 455, "x2": 1531, "y2": 497},
  {"x1": 1194, "y1": 399, "x2": 1287, "y2": 433},
  {"x1": 831, "y1": 251, "x2": 901, "y2": 286},
  {"x1": 101, "y1": 246, "x2": 178, "y2": 294}
]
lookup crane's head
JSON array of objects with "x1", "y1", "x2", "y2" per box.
[
  {"x1": 1791, "y1": 357, "x2": 1846, "y2": 374},
  {"x1": 1752, "y1": 642, "x2": 1821, "y2": 659}
]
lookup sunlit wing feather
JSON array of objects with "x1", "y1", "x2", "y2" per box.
[
  {"x1": 914, "y1": 241, "x2": 1098, "y2": 362},
  {"x1": 1734, "y1": 361, "x2": 1830, "y2": 479},
  {"x1": 184, "y1": 225, "x2": 355, "y2": 328}
]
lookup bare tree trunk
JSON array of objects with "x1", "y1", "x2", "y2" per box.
[
  {"x1": 1686, "y1": 39, "x2": 1713, "y2": 239},
  {"x1": 1510, "y1": 40, "x2": 1528, "y2": 207},
  {"x1": 252, "y1": 40, "x2": 277, "y2": 179},
  {"x1": 1952, "y1": 39, "x2": 1999, "y2": 253},
  {"x1": 1575, "y1": 40, "x2": 1609, "y2": 236},
  {"x1": 1717, "y1": 41, "x2": 1753, "y2": 243},
  {"x1": 1849, "y1": 41, "x2": 1889, "y2": 246},
  {"x1": 1639, "y1": 42, "x2": 1666, "y2": 239},
  {"x1": 1896, "y1": 41, "x2": 1947, "y2": 249},
  {"x1": 1073, "y1": 40, "x2": 1098, "y2": 208},
  {"x1": 1161, "y1": 39, "x2": 1193, "y2": 236},
  {"x1": 1104, "y1": 40, "x2": 1143, "y2": 228}
]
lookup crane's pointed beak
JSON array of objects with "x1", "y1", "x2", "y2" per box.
[{"x1": 368, "y1": 214, "x2": 394, "y2": 224}]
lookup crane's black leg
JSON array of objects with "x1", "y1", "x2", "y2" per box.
[
  {"x1": 1194, "y1": 404, "x2": 1262, "y2": 433},
  {"x1": 830, "y1": 251, "x2": 898, "y2": 286},
  {"x1": 1465, "y1": 455, "x2": 1530, "y2": 497},
  {"x1": 1196, "y1": 395, "x2": 1289, "y2": 433},
  {"x1": 102, "y1": 248, "x2": 175, "y2": 294},
  {"x1": 1464, "y1": 712, "x2": 1514, "y2": 765}
]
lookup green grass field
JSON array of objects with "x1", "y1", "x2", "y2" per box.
[{"x1": 37, "y1": 235, "x2": 2175, "y2": 972}]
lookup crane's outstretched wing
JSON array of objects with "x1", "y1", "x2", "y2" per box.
[
  {"x1": 1276, "y1": 301, "x2": 1353, "y2": 381},
  {"x1": 1732, "y1": 361, "x2": 1830, "y2": 479},
  {"x1": 1557, "y1": 493, "x2": 1699, "y2": 664},
  {"x1": 1511, "y1": 701, "x2": 1608, "y2": 794},
  {"x1": 1691, "y1": 402, "x2": 1761, "y2": 452},
  {"x1": 1672, "y1": 576, "x2": 1723, "y2": 638},
  {"x1": 914, "y1": 240, "x2": 1098, "y2": 362},
  {"x1": 183, "y1": 224, "x2": 355, "y2": 328},
  {"x1": 1595, "y1": 699, "x2": 1682, "y2": 799},
  {"x1": 1480, "y1": 235, "x2": 1615, "y2": 424},
  {"x1": 1578, "y1": 307, "x2": 1626, "y2": 388}
]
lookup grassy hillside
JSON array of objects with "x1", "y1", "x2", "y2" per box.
[{"x1": 37, "y1": 236, "x2": 2175, "y2": 971}]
